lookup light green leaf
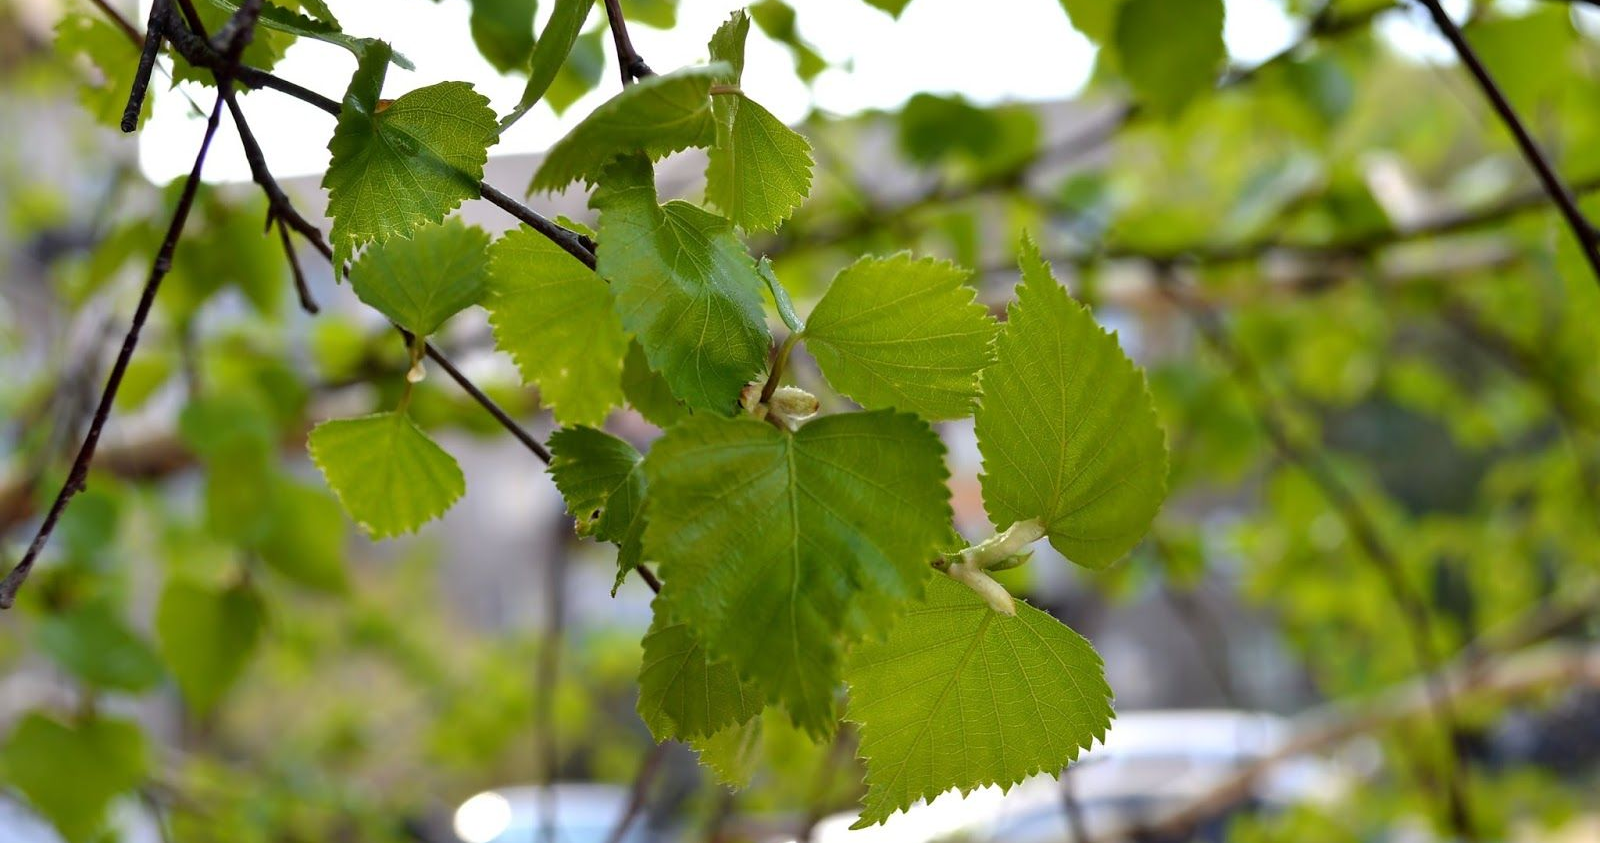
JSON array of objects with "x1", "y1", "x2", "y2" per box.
[
  {"x1": 690, "y1": 715, "x2": 763, "y2": 788},
  {"x1": 591, "y1": 155, "x2": 770, "y2": 413},
  {"x1": 621, "y1": 340, "x2": 690, "y2": 427},
  {"x1": 350, "y1": 218, "x2": 490, "y2": 337},
  {"x1": 202, "y1": 0, "x2": 410, "y2": 68},
  {"x1": 974, "y1": 237, "x2": 1167, "y2": 569},
  {"x1": 502, "y1": 0, "x2": 596, "y2": 129},
  {"x1": 258, "y1": 480, "x2": 350, "y2": 593},
  {"x1": 308, "y1": 412, "x2": 467, "y2": 538},
  {"x1": 704, "y1": 11, "x2": 813, "y2": 231},
  {"x1": 37, "y1": 603, "x2": 164, "y2": 693},
  {"x1": 155, "y1": 579, "x2": 265, "y2": 716},
  {"x1": 545, "y1": 28, "x2": 606, "y2": 115},
  {"x1": 863, "y1": 0, "x2": 913, "y2": 17},
  {"x1": 529, "y1": 64, "x2": 727, "y2": 193},
  {"x1": 644, "y1": 411, "x2": 951, "y2": 735},
  {"x1": 0, "y1": 713, "x2": 148, "y2": 843},
  {"x1": 486, "y1": 228, "x2": 626, "y2": 425},
  {"x1": 469, "y1": 0, "x2": 537, "y2": 73},
  {"x1": 1113, "y1": 0, "x2": 1225, "y2": 115},
  {"x1": 638, "y1": 609, "x2": 764, "y2": 741},
  {"x1": 1059, "y1": 0, "x2": 1122, "y2": 43},
  {"x1": 845, "y1": 575, "x2": 1112, "y2": 827},
  {"x1": 323, "y1": 42, "x2": 499, "y2": 268},
  {"x1": 805, "y1": 254, "x2": 997, "y2": 420},
  {"x1": 547, "y1": 426, "x2": 646, "y2": 593}
]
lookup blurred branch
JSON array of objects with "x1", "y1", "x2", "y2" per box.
[
  {"x1": 1412, "y1": 0, "x2": 1600, "y2": 285},
  {"x1": 1158, "y1": 274, "x2": 1478, "y2": 836},
  {"x1": 604, "y1": 742, "x2": 668, "y2": 843}
]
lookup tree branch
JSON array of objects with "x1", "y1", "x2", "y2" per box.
[
  {"x1": 121, "y1": 0, "x2": 166, "y2": 132},
  {"x1": 1413, "y1": 0, "x2": 1600, "y2": 285},
  {"x1": 602, "y1": 0, "x2": 654, "y2": 86}
]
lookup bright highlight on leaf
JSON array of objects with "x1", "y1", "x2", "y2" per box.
[
  {"x1": 529, "y1": 64, "x2": 728, "y2": 193},
  {"x1": 155, "y1": 578, "x2": 265, "y2": 716},
  {"x1": 591, "y1": 155, "x2": 770, "y2": 413},
  {"x1": 846, "y1": 575, "x2": 1112, "y2": 827},
  {"x1": 704, "y1": 11, "x2": 815, "y2": 231},
  {"x1": 643, "y1": 412, "x2": 951, "y2": 735},
  {"x1": 547, "y1": 426, "x2": 647, "y2": 593},
  {"x1": 323, "y1": 41, "x2": 499, "y2": 268},
  {"x1": 805, "y1": 253, "x2": 997, "y2": 420},
  {"x1": 308, "y1": 412, "x2": 467, "y2": 538},
  {"x1": 637, "y1": 609, "x2": 763, "y2": 741},
  {"x1": 487, "y1": 228, "x2": 627, "y2": 426},
  {"x1": 350, "y1": 218, "x2": 490, "y2": 337},
  {"x1": 974, "y1": 237, "x2": 1168, "y2": 569}
]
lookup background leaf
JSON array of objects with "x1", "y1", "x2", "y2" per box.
[
  {"x1": 156, "y1": 579, "x2": 266, "y2": 716},
  {"x1": 0, "y1": 713, "x2": 148, "y2": 843}
]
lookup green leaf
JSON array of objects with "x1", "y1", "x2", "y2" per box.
[
  {"x1": 469, "y1": 0, "x2": 537, "y2": 73},
  {"x1": 805, "y1": 254, "x2": 997, "y2": 420},
  {"x1": 55, "y1": 14, "x2": 149, "y2": 129},
  {"x1": 845, "y1": 575, "x2": 1112, "y2": 827},
  {"x1": 637, "y1": 609, "x2": 763, "y2": 741},
  {"x1": 591, "y1": 155, "x2": 771, "y2": 413},
  {"x1": 621, "y1": 340, "x2": 690, "y2": 427},
  {"x1": 545, "y1": 28, "x2": 606, "y2": 115},
  {"x1": 486, "y1": 228, "x2": 626, "y2": 425},
  {"x1": 155, "y1": 579, "x2": 265, "y2": 716},
  {"x1": 1112, "y1": 0, "x2": 1225, "y2": 115},
  {"x1": 973, "y1": 237, "x2": 1167, "y2": 569},
  {"x1": 323, "y1": 42, "x2": 499, "y2": 268},
  {"x1": 350, "y1": 218, "x2": 490, "y2": 337},
  {"x1": 644, "y1": 411, "x2": 951, "y2": 734},
  {"x1": 703, "y1": 11, "x2": 814, "y2": 231},
  {"x1": 202, "y1": 0, "x2": 410, "y2": 68},
  {"x1": 502, "y1": 0, "x2": 596, "y2": 129},
  {"x1": 172, "y1": 1, "x2": 293, "y2": 85},
  {"x1": 37, "y1": 603, "x2": 164, "y2": 693},
  {"x1": 547, "y1": 426, "x2": 647, "y2": 594},
  {"x1": 1059, "y1": 0, "x2": 1122, "y2": 43},
  {"x1": 690, "y1": 716, "x2": 763, "y2": 788},
  {"x1": 0, "y1": 712, "x2": 148, "y2": 843},
  {"x1": 529, "y1": 64, "x2": 727, "y2": 193},
  {"x1": 308, "y1": 412, "x2": 467, "y2": 538},
  {"x1": 863, "y1": 0, "x2": 913, "y2": 16},
  {"x1": 258, "y1": 480, "x2": 350, "y2": 593}
]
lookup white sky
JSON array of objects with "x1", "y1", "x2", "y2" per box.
[{"x1": 137, "y1": 0, "x2": 1483, "y2": 183}]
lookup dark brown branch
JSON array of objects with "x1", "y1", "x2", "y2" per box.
[
  {"x1": 1413, "y1": 0, "x2": 1600, "y2": 284},
  {"x1": 0, "y1": 95, "x2": 228, "y2": 610},
  {"x1": 121, "y1": 0, "x2": 166, "y2": 132},
  {"x1": 602, "y1": 0, "x2": 654, "y2": 86},
  {"x1": 277, "y1": 218, "x2": 319, "y2": 314}
]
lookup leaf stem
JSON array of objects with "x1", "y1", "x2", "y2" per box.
[{"x1": 758, "y1": 332, "x2": 801, "y2": 407}]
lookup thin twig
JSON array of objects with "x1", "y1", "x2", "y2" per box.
[
  {"x1": 602, "y1": 0, "x2": 654, "y2": 86},
  {"x1": 121, "y1": 0, "x2": 166, "y2": 132},
  {"x1": 277, "y1": 218, "x2": 318, "y2": 313},
  {"x1": 0, "y1": 96, "x2": 229, "y2": 609},
  {"x1": 1413, "y1": 0, "x2": 1600, "y2": 284}
]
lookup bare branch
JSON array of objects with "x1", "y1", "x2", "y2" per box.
[{"x1": 602, "y1": 0, "x2": 654, "y2": 86}]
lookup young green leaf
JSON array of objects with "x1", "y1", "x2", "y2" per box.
[
  {"x1": 638, "y1": 610, "x2": 763, "y2": 741},
  {"x1": 845, "y1": 575, "x2": 1112, "y2": 827},
  {"x1": 486, "y1": 228, "x2": 627, "y2": 426},
  {"x1": 529, "y1": 64, "x2": 727, "y2": 192},
  {"x1": 974, "y1": 237, "x2": 1167, "y2": 569},
  {"x1": 37, "y1": 603, "x2": 165, "y2": 693},
  {"x1": 308, "y1": 412, "x2": 467, "y2": 538},
  {"x1": 502, "y1": 0, "x2": 597, "y2": 130},
  {"x1": 591, "y1": 155, "x2": 770, "y2": 413},
  {"x1": 468, "y1": 0, "x2": 537, "y2": 74},
  {"x1": 202, "y1": 0, "x2": 410, "y2": 68},
  {"x1": 804, "y1": 254, "x2": 997, "y2": 420},
  {"x1": 547, "y1": 426, "x2": 646, "y2": 593},
  {"x1": 323, "y1": 42, "x2": 499, "y2": 268},
  {"x1": 350, "y1": 218, "x2": 490, "y2": 337},
  {"x1": 1112, "y1": 0, "x2": 1225, "y2": 115},
  {"x1": 644, "y1": 411, "x2": 951, "y2": 735},
  {"x1": 690, "y1": 715, "x2": 763, "y2": 788},
  {"x1": 155, "y1": 578, "x2": 265, "y2": 716},
  {"x1": 704, "y1": 12, "x2": 815, "y2": 231},
  {"x1": 1058, "y1": 0, "x2": 1121, "y2": 43},
  {"x1": 257, "y1": 480, "x2": 351, "y2": 593},
  {"x1": 621, "y1": 340, "x2": 690, "y2": 427},
  {"x1": 0, "y1": 712, "x2": 148, "y2": 843}
]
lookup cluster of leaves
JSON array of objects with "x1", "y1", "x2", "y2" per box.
[{"x1": 291, "y1": 6, "x2": 1170, "y2": 823}]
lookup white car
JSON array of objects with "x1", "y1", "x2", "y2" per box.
[{"x1": 793, "y1": 710, "x2": 1352, "y2": 843}]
